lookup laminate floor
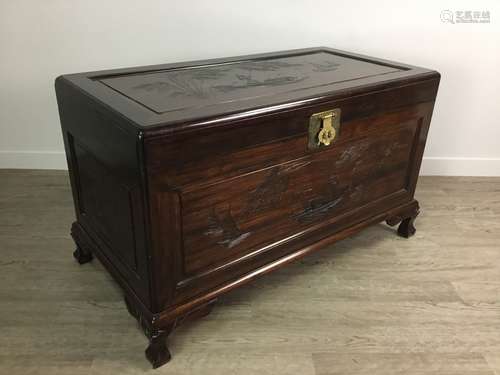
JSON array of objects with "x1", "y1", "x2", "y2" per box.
[{"x1": 1, "y1": 170, "x2": 500, "y2": 374}]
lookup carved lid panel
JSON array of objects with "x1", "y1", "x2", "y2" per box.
[{"x1": 98, "y1": 51, "x2": 402, "y2": 115}]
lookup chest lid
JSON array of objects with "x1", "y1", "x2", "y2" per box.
[{"x1": 58, "y1": 47, "x2": 439, "y2": 131}]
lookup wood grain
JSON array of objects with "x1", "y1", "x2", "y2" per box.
[{"x1": 55, "y1": 47, "x2": 439, "y2": 367}]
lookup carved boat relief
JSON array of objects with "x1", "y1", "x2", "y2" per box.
[
  {"x1": 205, "y1": 206, "x2": 251, "y2": 249},
  {"x1": 181, "y1": 124, "x2": 416, "y2": 275}
]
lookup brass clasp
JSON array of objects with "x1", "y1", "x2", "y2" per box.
[{"x1": 308, "y1": 108, "x2": 341, "y2": 149}]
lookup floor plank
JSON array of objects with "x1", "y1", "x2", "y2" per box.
[
  {"x1": 0, "y1": 170, "x2": 499, "y2": 374},
  {"x1": 312, "y1": 353, "x2": 494, "y2": 375}
]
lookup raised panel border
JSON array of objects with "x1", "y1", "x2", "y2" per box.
[{"x1": 69, "y1": 133, "x2": 142, "y2": 275}]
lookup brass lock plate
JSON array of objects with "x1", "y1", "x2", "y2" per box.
[{"x1": 308, "y1": 108, "x2": 341, "y2": 149}]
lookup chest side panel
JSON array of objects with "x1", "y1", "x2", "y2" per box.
[{"x1": 56, "y1": 79, "x2": 152, "y2": 308}]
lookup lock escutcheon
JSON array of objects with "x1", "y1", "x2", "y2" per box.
[
  {"x1": 308, "y1": 108, "x2": 341, "y2": 149},
  {"x1": 317, "y1": 112, "x2": 336, "y2": 146}
]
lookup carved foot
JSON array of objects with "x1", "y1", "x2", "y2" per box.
[
  {"x1": 145, "y1": 330, "x2": 171, "y2": 369},
  {"x1": 124, "y1": 295, "x2": 174, "y2": 368},
  {"x1": 126, "y1": 296, "x2": 216, "y2": 368},
  {"x1": 386, "y1": 202, "x2": 419, "y2": 238},
  {"x1": 73, "y1": 246, "x2": 93, "y2": 264},
  {"x1": 397, "y1": 215, "x2": 417, "y2": 238}
]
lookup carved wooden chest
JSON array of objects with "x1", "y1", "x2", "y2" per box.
[{"x1": 55, "y1": 47, "x2": 440, "y2": 368}]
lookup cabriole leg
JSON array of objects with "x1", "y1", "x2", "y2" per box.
[
  {"x1": 397, "y1": 215, "x2": 417, "y2": 238},
  {"x1": 386, "y1": 202, "x2": 419, "y2": 238},
  {"x1": 124, "y1": 295, "x2": 174, "y2": 369},
  {"x1": 73, "y1": 246, "x2": 93, "y2": 264},
  {"x1": 145, "y1": 329, "x2": 172, "y2": 369},
  {"x1": 125, "y1": 293, "x2": 217, "y2": 368}
]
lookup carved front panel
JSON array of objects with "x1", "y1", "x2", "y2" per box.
[{"x1": 180, "y1": 122, "x2": 418, "y2": 275}]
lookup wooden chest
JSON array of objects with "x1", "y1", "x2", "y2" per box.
[{"x1": 55, "y1": 47, "x2": 440, "y2": 368}]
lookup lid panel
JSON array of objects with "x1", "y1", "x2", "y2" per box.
[{"x1": 98, "y1": 51, "x2": 404, "y2": 114}]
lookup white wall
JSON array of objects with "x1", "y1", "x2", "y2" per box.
[{"x1": 1, "y1": 0, "x2": 499, "y2": 175}]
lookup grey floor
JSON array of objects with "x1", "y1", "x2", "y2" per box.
[{"x1": 1, "y1": 169, "x2": 500, "y2": 374}]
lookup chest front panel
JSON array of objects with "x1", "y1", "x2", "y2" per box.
[{"x1": 146, "y1": 100, "x2": 432, "y2": 291}]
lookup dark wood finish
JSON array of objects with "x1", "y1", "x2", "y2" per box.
[
  {"x1": 55, "y1": 47, "x2": 440, "y2": 368},
  {"x1": 72, "y1": 246, "x2": 92, "y2": 264},
  {"x1": 398, "y1": 214, "x2": 419, "y2": 238},
  {"x1": 145, "y1": 328, "x2": 172, "y2": 369},
  {"x1": 386, "y1": 202, "x2": 419, "y2": 237}
]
